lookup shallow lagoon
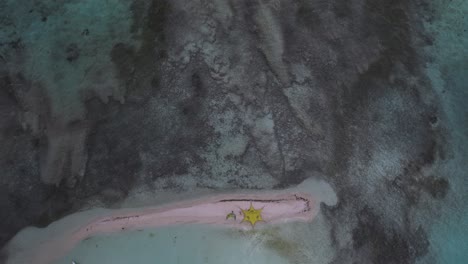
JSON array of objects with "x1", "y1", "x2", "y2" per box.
[{"x1": 57, "y1": 225, "x2": 299, "y2": 264}]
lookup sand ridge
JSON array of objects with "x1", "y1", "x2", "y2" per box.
[{"x1": 6, "y1": 192, "x2": 318, "y2": 264}]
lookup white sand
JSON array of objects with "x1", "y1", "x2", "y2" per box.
[
  {"x1": 5, "y1": 193, "x2": 314, "y2": 264},
  {"x1": 4, "y1": 178, "x2": 337, "y2": 264}
]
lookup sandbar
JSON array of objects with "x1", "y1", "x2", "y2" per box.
[{"x1": 5, "y1": 192, "x2": 318, "y2": 264}]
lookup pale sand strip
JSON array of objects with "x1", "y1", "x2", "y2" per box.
[{"x1": 6, "y1": 192, "x2": 317, "y2": 264}]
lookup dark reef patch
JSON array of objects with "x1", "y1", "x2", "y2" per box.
[
  {"x1": 34, "y1": 186, "x2": 72, "y2": 228},
  {"x1": 296, "y1": 0, "x2": 322, "y2": 31},
  {"x1": 352, "y1": 207, "x2": 429, "y2": 264},
  {"x1": 65, "y1": 43, "x2": 80, "y2": 62},
  {"x1": 0, "y1": 70, "x2": 48, "y2": 248},
  {"x1": 179, "y1": 72, "x2": 208, "y2": 119},
  {"x1": 422, "y1": 176, "x2": 449, "y2": 199},
  {"x1": 110, "y1": 0, "x2": 170, "y2": 100},
  {"x1": 110, "y1": 43, "x2": 136, "y2": 83},
  {"x1": 332, "y1": 1, "x2": 352, "y2": 18},
  {"x1": 80, "y1": 99, "x2": 143, "y2": 198},
  {"x1": 0, "y1": 248, "x2": 7, "y2": 264},
  {"x1": 363, "y1": 0, "x2": 418, "y2": 75}
]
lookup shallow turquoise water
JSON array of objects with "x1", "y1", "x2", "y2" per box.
[
  {"x1": 423, "y1": 0, "x2": 468, "y2": 262},
  {"x1": 431, "y1": 219, "x2": 468, "y2": 263},
  {"x1": 56, "y1": 225, "x2": 289, "y2": 264}
]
